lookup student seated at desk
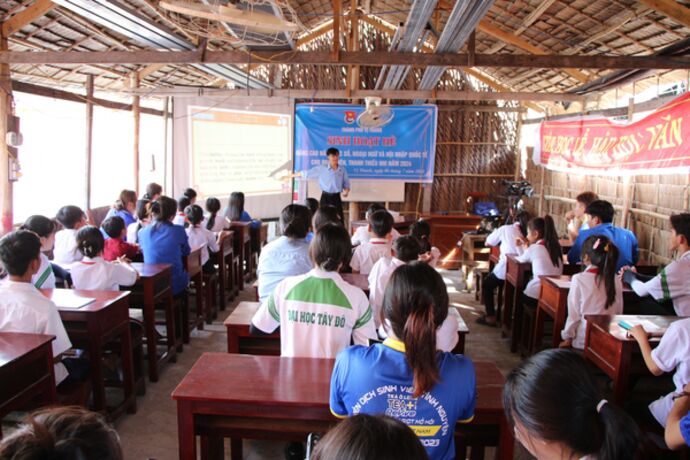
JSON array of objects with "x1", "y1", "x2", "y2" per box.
[
  {"x1": 183, "y1": 187, "x2": 197, "y2": 205},
  {"x1": 173, "y1": 195, "x2": 190, "y2": 227},
  {"x1": 142, "y1": 182, "x2": 162, "y2": 201},
  {"x1": 477, "y1": 211, "x2": 531, "y2": 326},
  {"x1": 330, "y1": 262, "x2": 475, "y2": 460},
  {"x1": 0, "y1": 406, "x2": 123, "y2": 460},
  {"x1": 19, "y1": 215, "x2": 57, "y2": 289},
  {"x1": 351, "y1": 203, "x2": 401, "y2": 246},
  {"x1": 224, "y1": 191, "x2": 261, "y2": 229},
  {"x1": 515, "y1": 216, "x2": 563, "y2": 308},
  {"x1": 629, "y1": 317, "x2": 690, "y2": 427},
  {"x1": 0, "y1": 230, "x2": 87, "y2": 387},
  {"x1": 350, "y1": 210, "x2": 394, "y2": 275},
  {"x1": 103, "y1": 189, "x2": 137, "y2": 231},
  {"x1": 622, "y1": 213, "x2": 690, "y2": 316},
  {"x1": 664, "y1": 381, "x2": 690, "y2": 450},
  {"x1": 371, "y1": 236, "x2": 461, "y2": 352},
  {"x1": 204, "y1": 197, "x2": 225, "y2": 234},
  {"x1": 410, "y1": 219, "x2": 441, "y2": 268},
  {"x1": 257, "y1": 204, "x2": 312, "y2": 303},
  {"x1": 71, "y1": 226, "x2": 138, "y2": 291},
  {"x1": 565, "y1": 191, "x2": 598, "y2": 242},
  {"x1": 304, "y1": 198, "x2": 319, "y2": 243},
  {"x1": 54, "y1": 205, "x2": 88, "y2": 265},
  {"x1": 251, "y1": 223, "x2": 376, "y2": 358},
  {"x1": 504, "y1": 348, "x2": 642, "y2": 460},
  {"x1": 138, "y1": 196, "x2": 191, "y2": 297},
  {"x1": 102, "y1": 216, "x2": 139, "y2": 262},
  {"x1": 313, "y1": 205, "x2": 341, "y2": 231},
  {"x1": 126, "y1": 199, "x2": 150, "y2": 245},
  {"x1": 568, "y1": 200, "x2": 638, "y2": 271},
  {"x1": 185, "y1": 204, "x2": 219, "y2": 274},
  {"x1": 560, "y1": 235, "x2": 623, "y2": 350},
  {"x1": 311, "y1": 414, "x2": 428, "y2": 460}
]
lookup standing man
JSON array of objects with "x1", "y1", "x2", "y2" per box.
[{"x1": 300, "y1": 148, "x2": 350, "y2": 222}]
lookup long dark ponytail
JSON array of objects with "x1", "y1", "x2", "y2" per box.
[
  {"x1": 205, "y1": 197, "x2": 221, "y2": 231},
  {"x1": 504, "y1": 348, "x2": 641, "y2": 460},
  {"x1": 529, "y1": 215, "x2": 562, "y2": 268},
  {"x1": 582, "y1": 234, "x2": 619, "y2": 308},
  {"x1": 382, "y1": 262, "x2": 448, "y2": 398},
  {"x1": 515, "y1": 211, "x2": 532, "y2": 238}
]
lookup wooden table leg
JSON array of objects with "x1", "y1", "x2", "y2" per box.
[
  {"x1": 531, "y1": 303, "x2": 546, "y2": 355},
  {"x1": 501, "y1": 281, "x2": 515, "y2": 337},
  {"x1": 230, "y1": 438, "x2": 243, "y2": 460},
  {"x1": 195, "y1": 272, "x2": 204, "y2": 331},
  {"x1": 612, "y1": 344, "x2": 632, "y2": 405},
  {"x1": 497, "y1": 412, "x2": 515, "y2": 460},
  {"x1": 200, "y1": 436, "x2": 224, "y2": 460},
  {"x1": 227, "y1": 329, "x2": 239, "y2": 353},
  {"x1": 88, "y1": 333, "x2": 105, "y2": 412},
  {"x1": 120, "y1": 324, "x2": 136, "y2": 414},
  {"x1": 177, "y1": 400, "x2": 196, "y2": 460},
  {"x1": 143, "y1": 280, "x2": 159, "y2": 382},
  {"x1": 510, "y1": 296, "x2": 523, "y2": 353}
]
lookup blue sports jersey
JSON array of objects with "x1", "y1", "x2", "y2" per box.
[{"x1": 330, "y1": 338, "x2": 476, "y2": 460}]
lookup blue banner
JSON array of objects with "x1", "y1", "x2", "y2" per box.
[{"x1": 294, "y1": 104, "x2": 437, "y2": 182}]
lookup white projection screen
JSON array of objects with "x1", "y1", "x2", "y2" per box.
[{"x1": 173, "y1": 96, "x2": 293, "y2": 219}]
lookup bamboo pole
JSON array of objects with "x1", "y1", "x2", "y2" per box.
[
  {"x1": 620, "y1": 97, "x2": 635, "y2": 228},
  {"x1": 132, "y1": 73, "x2": 141, "y2": 196},
  {"x1": 514, "y1": 113, "x2": 523, "y2": 181},
  {"x1": 0, "y1": 30, "x2": 12, "y2": 234},
  {"x1": 85, "y1": 75, "x2": 94, "y2": 211},
  {"x1": 163, "y1": 96, "x2": 169, "y2": 195}
]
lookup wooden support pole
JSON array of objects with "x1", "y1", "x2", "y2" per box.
[
  {"x1": 85, "y1": 75, "x2": 94, "y2": 211},
  {"x1": 332, "y1": 0, "x2": 341, "y2": 61},
  {"x1": 468, "y1": 31, "x2": 475, "y2": 67},
  {"x1": 620, "y1": 97, "x2": 635, "y2": 228},
  {"x1": 0, "y1": 30, "x2": 13, "y2": 234},
  {"x1": 132, "y1": 73, "x2": 141, "y2": 196},
  {"x1": 163, "y1": 96, "x2": 170, "y2": 195},
  {"x1": 538, "y1": 166, "x2": 546, "y2": 216},
  {"x1": 514, "y1": 114, "x2": 523, "y2": 180}
]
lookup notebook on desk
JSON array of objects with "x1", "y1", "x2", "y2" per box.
[
  {"x1": 50, "y1": 289, "x2": 96, "y2": 309},
  {"x1": 618, "y1": 316, "x2": 677, "y2": 338}
]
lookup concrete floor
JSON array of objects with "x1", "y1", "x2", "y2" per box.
[{"x1": 113, "y1": 269, "x2": 523, "y2": 460}]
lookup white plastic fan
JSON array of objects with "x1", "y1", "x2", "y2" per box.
[{"x1": 357, "y1": 97, "x2": 394, "y2": 128}]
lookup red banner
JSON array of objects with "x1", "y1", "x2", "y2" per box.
[{"x1": 536, "y1": 92, "x2": 690, "y2": 175}]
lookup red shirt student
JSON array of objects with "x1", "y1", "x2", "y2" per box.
[{"x1": 101, "y1": 215, "x2": 139, "y2": 261}]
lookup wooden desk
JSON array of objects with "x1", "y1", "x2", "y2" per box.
[
  {"x1": 420, "y1": 214, "x2": 483, "y2": 269},
  {"x1": 502, "y1": 254, "x2": 531, "y2": 352},
  {"x1": 129, "y1": 263, "x2": 176, "y2": 382},
  {"x1": 229, "y1": 222, "x2": 252, "y2": 289},
  {"x1": 584, "y1": 314, "x2": 682, "y2": 404},
  {"x1": 341, "y1": 272, "x2": 369, "y2": 296},
  {"x1": 217, "y1": 231, "x2": 238, "y2": 304},
  {"x1": 533, "y1": 275, "x2": 571, "y2": 353},
  {"x1": 350, "y1": 216, "x2": 415, "y2": 235},
  {"x1": 0, "y1": 332, "x2": 56, "y2": 437},
  {"x1": 44, "y1": 288, "x2": 136, "y2": 418},
  {"x1": 225, "y1": 302, "x2": 470, "y2": 356},
  {"x1": 184, "y1": 247, "x2": 204, "y2": 339},
  {"x1": 173, "y1": 353, "x2": 513, "y2": 460}
]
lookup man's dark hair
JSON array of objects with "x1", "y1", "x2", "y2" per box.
[
  {"x1": 177, "y1": 195, "x2": 191, "y2": 213},
  {"x1": 586, "y1": 200, "x2": 615, "y2": 224},
  {"x1": 0, "y1": 230, "x2": 41, "y2": 276},
  {"x1": 326, "y1": 147, "x2": 340, "y2": 157},
  {"x1": 370, "y1": 210, "x2": 394, "y2": 238},
  {"x1": 56, "y1": 205, "x2": 85, "y2": 229},
  {"x1": 102, "y1": 216, "x2": 126, "y2": 239},
  {"x1": 576, "y1": 191, "x2": 598, "y2": 207},
  {"x1": 670, "y1": 213, "x2": 690, "y2": 245},
  {"x1": 393, "y1": 235, "x2": 421, "y2": 262}
]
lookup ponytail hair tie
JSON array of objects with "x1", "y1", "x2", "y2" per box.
[
  {"x1": 593, "y1": 238, "x2": 601, "y2": 250},
  {"x1": 596, "y1": 399, "x2": 608, "y2": 413},
  {"x1": 604, "y1": 242, "x2": 610, "y2": 252}
]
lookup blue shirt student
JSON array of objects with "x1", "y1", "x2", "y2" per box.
[
  {"x1": 223, "y1": 208, "x2": 261, "y2": 229},
  {"x1": 568, "y1": 222, "x2": 639, "y2": 271},
  {"x1": 256, "y1": 236, "x2": 312, "y2": 302},
  {"x1": 102, "y1": 208, "x2": 137, "y2": 241},
  {"x1": 304, "y1": 164, "x2": 351, "y2": 194},
  {"x1": 138, "y1": 222, "x2": 191, "y2": 295},
  {"x1": 330, "y1": 338, "x2": 476, "y2": 460},
  {"x1": 681, "y1": 413, "x2": 690, "y2": 446}
]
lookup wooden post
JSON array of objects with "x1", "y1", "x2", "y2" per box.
[
  {"x1": 85, "y1": 75, "x2": 94, "y2": 211},
  {"x1": 514, "y1": 113, "x2": 523, "y2": 180},
  {"x1": 332, "y1": 0, "x2": 341, "y2": 61},
  {"x1": 132, "y1": 73, "x2": 141, "y2": 196},
  {"x1": 538, "y1": 166, "x2": 546, "y2": 216},
  {"x1": 0, "y1": 30, "x2": 13, "y2": 234},
  {"x1": 163, "y1": 96, "x2": 170, "y2": 195},
  {"x1": 620, "y1": 97, "x2": 635, "y2": 228}
]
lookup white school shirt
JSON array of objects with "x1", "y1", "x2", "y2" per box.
[
  {"x1": 649, "y1": 318, "x2": 690, "y2": 426},
  {"x1": 630, "y1": 250, "x2": 690, "y2": 316},
  {"x1": 172, "y1": 213, "x2": 186, "y2": 226},
  {"x1": 427, "y1": 246, "x2": 442, "y2": 268},
  {"x1": 561, "y1": 267, "x2": 623, "y2": 350},
  {"x1": 53, "y1": 229, "x2": 83, "y2": 264},
  {"x1": 350, "y1": 238, "x2": 392, "y2": 275},
  {"x1": 126, "y1": 222, "x2": 144, "y2": 245},
  {"x1": 0, "y1": 281, "x2": 72, "y2": 384},
  {"x1": 251, "y1": 268, "x2": 377, "y2": 358},
  {"x1": 485, "y1": 223, "x2": 523, "y2": 280},
  {"x1": 186, "y1": 226, "x2": 219, "y2": 266},
  {"x1": 515, "y1": 241, "x2": 563, "y2": 299},
  {"x1": 368, "y1": 256, "x2": 405, "y2": 327},
  {"x1": 351, "y1": 226, "x2": 400, "y2": 246},
  {"x1": 203, "y1": 214, "x2": 226, "y2": 234},
  {"x1": 70, "y1": 256, "x2": 138, "y2": 291},
  {"x1": 257, "y1": 236, "x2": 312, "y2": 303},
  {"x1": 32, "y1": 253, "x2": 56, "y2": 289},
  {"x1": 378, "y1": 306, "x2": 461, "y2": 353}
]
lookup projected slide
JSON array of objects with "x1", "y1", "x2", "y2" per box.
[{"x1": 188, "y1": 107, "x2": 291, "y2": 197}]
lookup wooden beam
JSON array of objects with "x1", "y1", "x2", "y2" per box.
[
  {"x1": 638, "y1": 0, "x2": 690, "y2": 29},
  {"x1": 2, "y1": 50, "x2": 687, "y2": 70},
  {"x1": 295, "y1": 19, "x2": 333, "y2": 47},
  {"x1": 132, "y1": 73, "x2": 140, "y2": 196},
  {"x1": 85, "y1": 74, "x2": 93, "y2": 210},
  {"x1": 477, "y1": 20, "x2": 589, "y2": 83},
  {"x1": 2, "y1": 0, "x2": 54, "y2": 37},
  {"x1": 12, "y1": 80, "x2": 165, "y2": 116},
  {"x1": 0, "y1": 31, "x2": 12, "y2": 234},
  {"x1": 486, "y1": 0, "x2": 556, "y2": 54},
  {"x1": 332, "y1": 0, "x2": 341, "y2": 60},
  {"x1": 462, "y1": 68, "x2": 544, "y2": 112}
]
